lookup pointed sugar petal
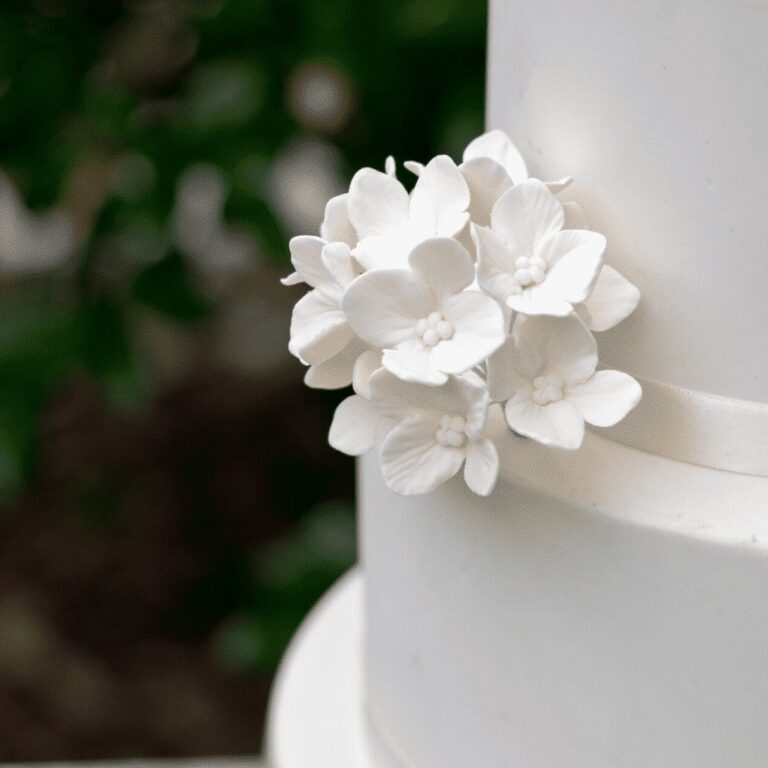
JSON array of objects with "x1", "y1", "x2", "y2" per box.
[
  {"x1": 475, "y1": 225, "x2": 523, "y2": 303},
  {"x1": 320, "y1": 194, "x2": 357, "y2": 247},
  {"x1": 380, "y1": 416, "x2": 465, "y2": 495},
  {"x1": 463, "y1": 129, "x2": 528, "y2": 184},
  {"x1": 464, "y1": 438, "x2": 499, "y2": 496},
  {"x1": 409, "y1": 155, "x2": 470, "y2": 236},
  {"x1": 504, "y1": 394, "x2": 585, "y2": 450},
  {"x1": 460, "y1": 157, "x2": 513, "y2": 227},
  {"x1": 567, "y1": 370, "x2": 642, "y2": 427},
  {"x1": 408, "y1": 237, "x2": 475, "y2": 298},
  {"x1": 348, "y1": 168, "x2": 409, "y2": 239},
  {"x1": 329, "y1": 395, "x2": 381, "y2": 456},
  {"x1": 582, "y1": 265, "x2": 641, "y2": 332},
  {"x1": 537, "y1": 230, "x2": 605, "y2": 304},
  {"x1": 321, "y1": 242, "x2": 360, "y2": 288},
  {"x1": 342, "y1": 269, "x2": 434, "y2": 349},
  {"x1": 491, "y1": 180, "x2": 564, "y2": 257},
  {"x1": 288, "y1": 235, "x2": 331, "y2": 288},
  {"x1": 305, "y1": 337, "x2": 368, "y2": 390},
  {"x1": 289, "y1": 286, "x2": 352, "y2": 366}
]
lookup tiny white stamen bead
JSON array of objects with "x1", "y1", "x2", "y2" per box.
[
  {"x1": 440, "y1": 414, "x2": 452, "y2": 430},
  {"x1": 515, "y1": 256, "x2": 530, "y2": 269},
  {"x1": 530, "y1": 266, "x2": 546, "y2": 284},
  {"x1": 446, "y1": 431, "x2": 465, "y2": 448},
  {"x1": 449, "y1": 415, "x2": 466, "y2": 432},
  {"x1": 427, "y1": 311, "x2": 442, "y2": 327},
  {"x1": 436, "y1": 320, "x2": 453, "y2": 340},
  {"x1": 416, "y1": 318, "x2": 428, "y2": 335},
  {"x1": 530, "y1": 256, "x2": 547, "y2": 271},
  {"x1": 515, "y1": 268, "x2": 533, "y2": 286},
  {"x1": 422, "y1": 328, "x2": 439, "y2": 346}
]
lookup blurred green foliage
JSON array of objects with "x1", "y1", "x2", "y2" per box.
[{"x1": 0, "y1": 0, "x2": 486, "y2": 675}]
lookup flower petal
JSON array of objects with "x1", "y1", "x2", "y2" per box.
[
  {"x1": 368, "y1": 369, "x2": 486, "y2": 424},
  {"x1": 562, "y1": 200, "x2": 588, "y2": 230},
  {"x1": 408, "y1": 237, "x2": 475, "y2": 298},
  {"x1": 464, "y1": 438, "x2": 499, "y2": 496},
  {"x1": 435, "y1": 291, "x2": 506, "y2": 374},
  {"x1": 491, "y1": 180, "x2": 564, "y2": 257},
  {"x1": 342, "y1": 269, "x2": 433, "y2": 348},
  {"x1": 289, "y1": 286, "x2": 352, "y2": 365},
  {"x1": 383, "y1": 343, "x2": 447, "y2": 386},
  {"x1": 288, "y1": 235, "x2": 330, "y2": 288},
  {"x1": 567, "y1": 370, "x2": 642, "y2": 427},
  {"x1": 545, "y1": 177, "x2": 573, "y2": 195},
  {"x1": 380, "y1": 416, "x2": 465, "y2": 495},
  {"x1": 486, "y1": 337, "x2": 528, "y2": 402},
  {"x1": 582, "y1": 265, "x2": 641, "y2": 332},
  {"x1": 408, "y1": 155, "x2": 470, "y2": 236},
  {"x1": 460, "y1": 157, "x2": 513, "y2": 227},
  {"x1": 536, "y1": 230, "x2": 605, "y2": 303},
  {"x1": 463, "y1": 129, "x2": 528, "y2": 184},
  {"x1": 352, "y1": 349, "x2": 383, "y2": 396},
  {"x1": 474, "y1": 225, "x2": 522, "y2": 303},
  {"x1": 384, "y1": 156, "x2": 396, "y2": 177},
  {"x1": 347, "y1": 167, "x2": 409, "y2": 239},
  {"x1": 305, "y1": 337, "x2": 368, "y2": 390},
  {"x1": 321, "y1": 242, "x2": 360, "y2": 288},
  {"x1": 404, "y1": 160, "x2": 424, "y2": 177},
  {"x1": 328, "y1": 395, "x2": 380, "y2": 456},
  {"x1": 515, "y1": 314, "x2": 598, "y2": 387},
  {"x1": 320, "y1": 194, "x2": 357, "y2": 247},
  {"x1": 281, "y1": 271, "x2": 303, "y2": 286},
  {"x1": 506, "y1": 289, "x2": 574, "y2": 317},
  {"x1": 504, "y1": 395, "x2": 585, "y2": 450}
]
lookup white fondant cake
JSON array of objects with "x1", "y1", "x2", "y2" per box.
[{"x1": 269, "y1": 1, "x2": 768, "y2": 766}]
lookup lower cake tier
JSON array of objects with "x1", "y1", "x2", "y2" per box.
[{"x1": 360, "y1": 411, "x2": 768, "y2": 768}]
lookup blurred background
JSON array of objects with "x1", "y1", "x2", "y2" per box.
[{"x1": 0, "y1": 0, "x2": 486, "y2": 760}]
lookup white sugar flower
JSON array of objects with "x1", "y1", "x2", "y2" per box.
[
  {"x1": 342, "y1": 238, "x2": 505, "y2": 385},
  {"x1": 368, "y1": 369, "x2": 498, "y2": 496},
  {"x1": 347, "y1": 155, "x2": 470, "y2": 270},
  {"x1": 488, "y1": 315, "x2": 641, "y2": 450},
  {"x1": 474, "y1": 180, "x2": 605, "y2": 316},
  {"x1": 286, "y1": 238, "x2": 363, "y2": 379}
]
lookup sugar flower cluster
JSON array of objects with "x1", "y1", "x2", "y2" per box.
[{"x1": 283, "y1": 130, "x2": 642, "y2": 496}]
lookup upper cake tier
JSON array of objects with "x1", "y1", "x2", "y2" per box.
[{"x1": 488, "y1": 0, "x2": 768, "y2": 403}]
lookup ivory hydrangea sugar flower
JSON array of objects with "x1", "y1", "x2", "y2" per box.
[
  {"x1": 282, "y1": 127, "x2": 643, "y2": 496},
  {"x1": 342, "y1": 238, "x2": 506, "y2": 385},
  {"x1": 488, "y1": 315, "x2": 642, "y2": 450}
]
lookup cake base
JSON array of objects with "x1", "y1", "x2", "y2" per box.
[{"x1": 266, "y1": 568, "x2": 375, "y2": 768}]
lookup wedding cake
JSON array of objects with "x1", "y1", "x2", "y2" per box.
[{"x1": 268, "y1": 1, "x2": 768, "y2": 767}]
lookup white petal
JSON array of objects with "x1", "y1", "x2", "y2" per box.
[
  {"x1": 504, "y1": 395, "x2": 585, "y2": 450},
  {"x1": 384, "y1": 156, "x2": 396, "y2": 177},
  {"x1": 545, "y1": 177, "x2": 573, "y2": 195},
  {"x1": 567, "y1": 370, "x2": 642, "y2": 427},
  {"x1": 352, "y1": 227, "x2": 420, "y2": 271},
  {"x1": 463, "y1": 129, "x2": 528, "y2": 184},
  {"x1": 537, "y1": 230, "x2": 605, "y2": 303},
  {"x1": 281, "y1": 271, "x2": 303, "y2": 286},
  {"x1": 342, "y1": 269, "x2": 433, "y2": 348},
  {"x1": 491, "y1": 180, "x2": 564, "y2": 257},
  {"x1": 435, "y1": 291, "x2": 506, "y2": 374},
  {"x1": 382, "y1": 343, "x2": 447, "y2": 386},
  {"x1": 380, "y1": 416, "x2": 464, "y2": 495},
  {"x1": 464, "y1": 439, "x2": 499, "y2": 496},
  {"x1": 506, "y1": 289, "x2": 574, "y2": 317},
  {"x1": 321, "y1": 242, "x2": 360, "y2": 288},
  {"x1": 474, "y1": 225, "x2": 522, "y2": 303},
  {"x1": 582, "y1": 265, "x2": 641, "y2": 332},
  {"x1": 289, "y1": 286, "x2": 352, "y2": 365},
  {"x1": 408, "y1": 237, "x2": 475, "y2": 298},
  {"x1": 408, "y1": 154, "x2": 470, "y2": 235},
  {"x1": 305, "y1": 337, "x2": 368, "y2": 390},
  {"x1": 486, "y1": 337, "x2": 527, "y2": 402},
  {"x1": 404, "y1": 160, "x2": 424, "y2": 177},
  {"x1": 460, "y1": 157, "x2": 513, "y2": 226},
  {"x1": 368, "y1": 369, "x2": 487, "y2": 425},
  {"x1": 515, "y1": 315, "x2": 598, "y2": 386},
  {"x1": 328, "y1": 395, "x2": 380, "y2": 456},
  {"x1": 352, "y1": 349, "x2": 383, "y2": 397},
  {"x1": 562, "y1": 200, "x2": 588, "y2": 230},
  {"x1": 288, "y1": 235, "x2": 330, "y2": 288},
  {"x1": 320, "y1": 194, "x2": 357, "y2": 247},
  {"x1": 347, "y1": 167, "x2": 409, "y2": 239}
]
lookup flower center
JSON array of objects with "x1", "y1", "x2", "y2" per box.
[
  {"x1": 510, "y1": 255, "x2": 547, "y2": 294},
  {"x1": 532, "y1": 374, "x2": 564, "y2": 406},
  {"x1": 416, "y1": 310, "x2": 454, "y2": 347},
  {"x1": 436, "y1": 413, "x2": 467, "y2": 448}
]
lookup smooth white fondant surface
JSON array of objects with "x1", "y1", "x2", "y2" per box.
[
  {"x1": 488, "y1": 0, "x2": 768, "y2": 402},
  {"x1": 266, "y1": 570, "x2": 374, "y2": 768},
  {"x1": 362, "y1": 411, "x2": 768, "y2": 768}
]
